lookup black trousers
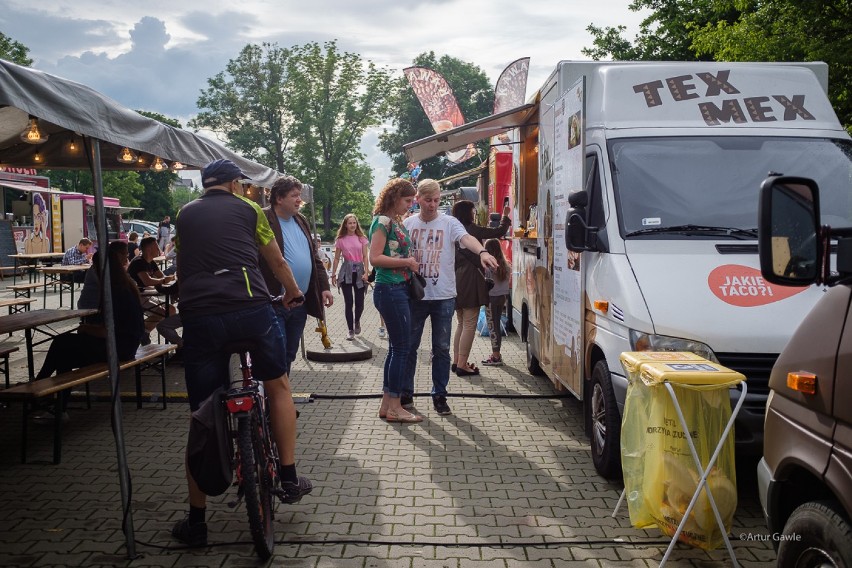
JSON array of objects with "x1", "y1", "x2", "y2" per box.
[{"x1": 340, "y1": 278, "x2": 366, "y2": 331}]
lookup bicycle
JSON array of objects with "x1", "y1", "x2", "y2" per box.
[{"x1": 221, "y1": 339, "x2": 279, "y2": 559}]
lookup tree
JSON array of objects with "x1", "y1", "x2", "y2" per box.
[
  {"x1": 285, "y1": 41, "x2": 396, "y2": 230},
  {"x1": 583, "y1": 0, "x2": 742, "y2": 61},
  {"x1": 0, "y1": 32, "x2": 32, "y2": 66},
  {"x1": 136, "y1": 110, "x2": 179, "y2": 219},
  {"x1": 45, "y1": 170, "x2": 144, "y2": 207},
  {"x1": 190, "y1": 43, "x2": 293, "y2": 171},
  {"x1": 378, "y1": 52, "x2": 494, "y2": 183},
  {"x1": 192, "y1": 41, "x2": 395, "y2": 232},
  {"x1": 172, "y1": 183, "x2": 201, "y2": 211}
]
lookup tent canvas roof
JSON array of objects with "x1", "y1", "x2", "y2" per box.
[{"x1": 0, "y1": 59, "x2": 281, "y2": 187}]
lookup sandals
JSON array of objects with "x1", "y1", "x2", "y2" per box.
[
  {"x1": 456, "y1": 365, "x2": 480, "y2": 376},
  {"x1": 385, "y1": 408, "x2": 423, "y2": 423}
]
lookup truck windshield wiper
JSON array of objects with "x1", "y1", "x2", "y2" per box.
[{"x1": 625, "y1": 225, "x2": 758, "y2": 239}]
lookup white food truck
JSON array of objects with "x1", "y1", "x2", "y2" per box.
[{"x1": 404, "y1": 61, "x2": 852, "y2": 479}]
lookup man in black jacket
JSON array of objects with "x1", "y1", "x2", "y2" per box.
[{"x1": 259, "y1": 176, "x2": 333, "y2": 374}]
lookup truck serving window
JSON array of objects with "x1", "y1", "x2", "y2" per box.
[{"x1": 609, "y1": 137, "x2": 852, "y2": 237}]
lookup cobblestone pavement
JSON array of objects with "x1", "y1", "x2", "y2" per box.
[{"x1": 0, "y1": 282, "x2": 776, "y2": 567}]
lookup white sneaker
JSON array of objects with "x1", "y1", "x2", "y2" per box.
[
  {"x1": 346, "y1": 330, "x2": 355, "y2": 341},
  {"x1": 378, "y1": 327, "x2": 386, "y2": 339}
]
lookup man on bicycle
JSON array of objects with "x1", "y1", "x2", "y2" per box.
[{"x1": 172, "y1": 159, "x2": 312, "y2": 546}]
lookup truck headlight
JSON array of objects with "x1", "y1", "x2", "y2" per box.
[{"x1": 628, "y1": 330, "x2": 718, "y2": 363}]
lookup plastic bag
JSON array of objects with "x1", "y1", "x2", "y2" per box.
[
  {"x1": 621, "y1": 381, "x2": 737, "y2": 550},
  {"x1": 477, "y1": 306, "x2": 508, "y2": 337}
]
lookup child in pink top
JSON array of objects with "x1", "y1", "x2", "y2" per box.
[{"x1": 331, "y1": 214, "x2": 370, "y2": 339}]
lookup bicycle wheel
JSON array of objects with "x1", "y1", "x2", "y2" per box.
[{"x1": 236, "y1": 412, "x2": 275, "y2": 559}]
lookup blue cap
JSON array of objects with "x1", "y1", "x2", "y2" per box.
[{"x1": 201, "y1": 159, "x2": 250, "y2": 188}]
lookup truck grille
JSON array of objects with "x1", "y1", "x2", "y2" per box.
[{"x1": 715, "y1": 352, "x2": 777, "y2": 396}]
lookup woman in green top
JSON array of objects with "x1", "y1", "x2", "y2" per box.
[{"x1": 369, "y1": 178, "x2": 422, "y2": 423}]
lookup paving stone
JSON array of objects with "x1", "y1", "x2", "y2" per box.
[{"x1": 0, "y1": 288, "x2": 777, "y2": 567}]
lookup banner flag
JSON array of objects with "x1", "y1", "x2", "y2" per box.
[
  {"x1": 492, "y1": 57, "x2": 530, "y2": 149},
  {"x1": 404, "y1": 66, "x2": 476, "y2": 165}
]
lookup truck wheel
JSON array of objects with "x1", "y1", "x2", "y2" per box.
[
  {"x1": 777, "y1": 501, "x2": 852, "y2": 568},
  {"x1": 526, "y1": 339, "x2": 544, "y2": 376},
  {"x1": 589, "y1": 359, "x2": 622, "y2": 480}
]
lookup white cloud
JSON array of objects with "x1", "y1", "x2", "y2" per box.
[{"x1": 2, "y1": 0, "x2": 647, "y2": 196}]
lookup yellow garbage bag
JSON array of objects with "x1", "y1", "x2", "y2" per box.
[{"x1": 619, "y1": 354, "x2": 743, "y2": 550}]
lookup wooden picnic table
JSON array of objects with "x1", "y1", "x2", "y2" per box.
[
  {"x1": 0, "y1": 309, "x2": 98, "y2": 381},
  {"x1": 9, "y1": 253, "x2": 66, "y2": 284},
  {"x1": 36, "y1": 265, "x2": 90, "y2": 308}
]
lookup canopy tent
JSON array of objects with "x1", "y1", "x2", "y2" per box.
[
  {"x1": 0, "y1": 59, "x2": 281, "y2": 187},
  {"x1": 0, "y1": 57, "x2": 283, "y2": 559}
]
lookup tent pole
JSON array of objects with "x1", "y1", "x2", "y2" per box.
[{"x1": 91, "y1": 139, "x2": 137, "y2": 559}]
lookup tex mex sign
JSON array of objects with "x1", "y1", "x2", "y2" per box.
[{"x1": 632, "y1": 69, "x2": 816, "y2": 126}]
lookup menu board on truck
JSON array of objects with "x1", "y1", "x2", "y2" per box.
[{"x1": 552, "y1": 78, "x2": 585, "y2": 392}]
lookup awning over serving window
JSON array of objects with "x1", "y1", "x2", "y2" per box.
[{"x1": 403, "y1": 103, "x2": 536, "y2": 163}]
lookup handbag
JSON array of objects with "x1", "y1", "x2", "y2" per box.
[{"x1": 407, "y1": 271, "x2": 426, "y2": 301}]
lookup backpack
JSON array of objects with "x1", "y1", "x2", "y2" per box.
[{"x1": 187, "y1": 387, "x2": 233, "y2": 496}]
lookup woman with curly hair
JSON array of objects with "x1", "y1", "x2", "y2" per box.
[
  {"x1": 369, "y1": 178, "x2": 422, "y2": 423},
  {"x1": 331, "y1": 214, "x2": 370, "y2": 340}
]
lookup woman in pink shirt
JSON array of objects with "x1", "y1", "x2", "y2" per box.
[{"x1": 331, "y1": 214, "x2": 371, "y2": 340}]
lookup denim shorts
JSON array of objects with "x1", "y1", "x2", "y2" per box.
[{"x1": 182, "y1": 302, "x2": 287, "y2": 411}]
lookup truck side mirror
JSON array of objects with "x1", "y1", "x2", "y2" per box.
[
  {"x1": 566, "y1": 211, "x2": 591, "y2": 251},
  {"x1": 758, "y1": 176, "x2": 821, "y2": 286}
]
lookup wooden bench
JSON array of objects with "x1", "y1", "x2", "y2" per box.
[
  {"x1": 0, "y1": 297, "x2": 36, "y2": 317},
  {"x1": 0, "y1": 345, "x2": 19, "y2": 388},
  {"x1": 0, "y1": 343, "x2": 177, "y2": 464},
  {"x1": 0, "y1": 266, "x2": 23, "y2": 281},
  {"x1": 6, "y1": 282, "x2": 48, "y2": 301}
]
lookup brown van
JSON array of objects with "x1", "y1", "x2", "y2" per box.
[{"x1": 757, "y1": 175, "x2": 852, "y2": 567}]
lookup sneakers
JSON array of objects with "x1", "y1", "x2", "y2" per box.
[
  {"x1": 346, "y1": 330, "x2": 355, "y2": 341},
  {"x1": 432, "y1": 396, "x2": 452, "y2": 416},
  {"x1": 354, "y1": 323, "x2": 361, "y2": 335},
  {"x1": 400, "y1": 394, "x2": 414, "y2": 410},
  {"x1": 377, "y1": 327, "x2": 386, "y2": 339},
  {"x1": 275, "y1": 476, "x2": 313, "y2": 504},
  {"x1": 171, "y1": 517, "x2": 208, "y2": 547},
  {"x1": 481, "y1": 356, "x2": 504, "y2": 366}
]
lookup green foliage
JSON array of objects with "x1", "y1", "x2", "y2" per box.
[
  {"x1": 172, "y1": 184, "x2": 201, "y2": 211},
  {"x1": 190, "y1": 43, "x2": 293, "y2": 171},
  {"x1": 0, "y1": 32, "x2": 32, "y2": 66},
  {"x1": 45, "y1": 170, "x2": 144, "y2": 207},
  {"x1": 690, "y1": 0, "x2": 851, "y2": 130},
  {"x1": 378, "y1": 52, "x2": 494, "y2": 182},
  {"x1": 582, "y1": 0, "x2": 851, "y2": 130},
  {"x1": 135, "y1": 110, "x2": 180, "y2": 219},
  {"x1": 193, "y1": 41, "x2": 396, "y2": 232},
  {"x1": 286, "y1": 41, "x2": 396, "y2": 230}
]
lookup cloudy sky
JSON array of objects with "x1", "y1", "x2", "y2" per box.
[{"x1": 1, "y1": 0, "x2": 646, "y2": 193}]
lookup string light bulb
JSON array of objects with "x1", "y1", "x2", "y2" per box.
[
  {"x1": 20, "y1": 116, "x2": 49, "y2": 144},
  {"x1": 33, "y1": 151, "x2": 43, "y2": 163},
  {"x1": 150, "y1": 156, "x2": 169, "y2": 172},
  {"x1": 117, "y1": 147, "x2": 138, "y2": 164},
  {"x1": 69, "y1": 138, "x2": 77, "y2": 151},
  {"x1": 171, "y1": 161, "x2": 186, "y2": 171}
]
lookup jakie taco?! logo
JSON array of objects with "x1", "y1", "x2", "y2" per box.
[{"x1": 708, "y1": 265, "x2": 807, "y2": 307}]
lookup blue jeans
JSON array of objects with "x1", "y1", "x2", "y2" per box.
[
  {"x1": 273, "y1": 303, "x2": 308, "y2": 375},
  {"x1": 406, "y1": 298, "x2": 455, "y2": 397},
  {"x1": 373, "y1": 283, "x2": 411, "y2": 398}
]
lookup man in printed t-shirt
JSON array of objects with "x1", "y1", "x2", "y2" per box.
[{"x1": 402, "y1": 179, "x2": 497, "y2": 417}]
